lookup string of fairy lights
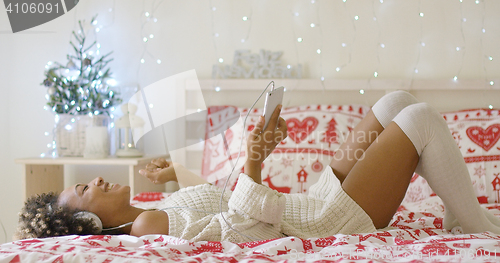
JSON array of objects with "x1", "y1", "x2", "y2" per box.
[
  {"x1": 240, "y1": 1, "x2": 253, "y2": 44},
  {"x1": 479, "y1": 0, "x2": 495, "y2": 109},
  {"x1": 336, "y1": 0, "x2": 356, "y2": 77},
  {"x1": 67, "y1": 0, "x2": 500, "y2": 95},
  {"x1": 209, "y1": 0, "x2": 255, "y2": 93},
  {"x1": 289, "y1": 2, "x2": 302, "y2": 89},
  {"x1": 478, "y1": 0, "x2": 495, "y2": 90},
  {"x1": 368, "y1": 0, "x2": 384, "y2": 95},
  {"x1": 453, "y1": 0, "x2": 467, "y2": 83},
  {"x1": 137, "y1": 0, "x2": 164, "y2": 68},
  {"x1": 208, "y1": 0, "x2": 225, "y2": 93},
  {"x1": 409, "y1": 0, "x2": 424, "y2": 89},
  {"x1": 40, "y1": 0, "x2": 498, "y2": 157},
  {"x1": 193, "y1": 0, "x2": 496, "y2": 103},
  {"x1": 285, "y1": 0, "x2": 495, "y2": 108},
  {"x1": 311, "y1": 0, "x2": 325, "y2": 88}
]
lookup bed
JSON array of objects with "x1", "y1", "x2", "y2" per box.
[{"x1": 1, "y1": 78, "x2": 500, "y2": 262}]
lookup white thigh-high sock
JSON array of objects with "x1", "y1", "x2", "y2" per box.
[
  {"x1": 444, "y1": 205, "x2": 500, "y2": 231},
  {"x1": 392, "y1": 103, "x2": 500, "y2": 234},
  {"x1": 371, "y1": 91, "x2": 419, "y2": 128}
]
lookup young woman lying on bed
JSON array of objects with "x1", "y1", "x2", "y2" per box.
[{"x1": 15, "y1": 91, "x2": 500, "y2": 242}]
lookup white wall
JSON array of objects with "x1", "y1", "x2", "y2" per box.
[
  {"x1": 0, "y1": 27, "x2": 13, "y2": 243},
  {"x1": 0, "y1": 0, "x2": 499, "y2": 242}
]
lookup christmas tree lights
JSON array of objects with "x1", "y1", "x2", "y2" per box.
[{"x1": 42, "y1": 16, "x2": 121, "y2": 116}]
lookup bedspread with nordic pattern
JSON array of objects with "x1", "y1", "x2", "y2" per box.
[{"x1": 2, "y1": 194, "x2": 500, "y2": 263}]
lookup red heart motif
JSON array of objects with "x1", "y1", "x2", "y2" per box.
[
  {"x1": 466, "y1": 124, "x2": 500, "y2": 151},
  {"x1": 286, "y1": 117, "x2": 319, "y2": 144}
]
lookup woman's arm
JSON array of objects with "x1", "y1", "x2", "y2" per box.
[
  {"x1": 172, "y1": 162, "x2": 209, "y2": 188},
  {"x1": 139, "y1": 158, "x2": 209, "y2": 188},
  {"x1": 244, "y1": 105, "x2": 287, "y2": 184}
]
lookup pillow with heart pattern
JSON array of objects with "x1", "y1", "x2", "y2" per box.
[{"x1": 200, "y1": 104, "x2": 370, "y2": 194}]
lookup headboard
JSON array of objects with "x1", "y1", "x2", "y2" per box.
[{"x1": 165, "y1": 78, "x2": 499, "y2": 191}]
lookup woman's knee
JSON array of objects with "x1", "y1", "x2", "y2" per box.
[
  {"x1": 382, "y1": 90, "x2": 418, "y2": 105},
  {"x1": 372, "y1": 91, "x2": 420, "y2": 128},
  {"x1": 403, "y1": 103, "x2": 444, "y2": 124}
]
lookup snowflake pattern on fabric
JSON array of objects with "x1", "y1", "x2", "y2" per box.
[{"x1": 474, "y1": 165, "x2": 487, "y2": 178}]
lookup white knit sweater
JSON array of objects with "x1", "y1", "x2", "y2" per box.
[{"x1": 161, "y1": 166, "x2": 376, "y2": 243}]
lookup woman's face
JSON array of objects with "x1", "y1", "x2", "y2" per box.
[{"x1": 58, "y1": 177, "x2": 131, "y2": 226}]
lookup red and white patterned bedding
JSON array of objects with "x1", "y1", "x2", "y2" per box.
[
  {"x1": 2, "y1": 106, "x2": 499, "y2": 262},
  {"x1": 2, "y1": 195, "x2": 500, "y2": 262}
]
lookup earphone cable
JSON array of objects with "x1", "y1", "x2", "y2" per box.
[{"x1": 218, "y1": 81, "x2": 275, "y2": 241}]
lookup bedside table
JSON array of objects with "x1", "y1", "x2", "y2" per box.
[{"x1": 15, "y1": 155, "x2": 169, "y2": 200}]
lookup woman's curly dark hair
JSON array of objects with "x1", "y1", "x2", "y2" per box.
[{"x1": 14, "y1": 192, "x2": 100, "y2": 240}]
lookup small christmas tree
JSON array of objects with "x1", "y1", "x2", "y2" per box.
[
  {"x1": 42, "y1": 16, "x2": 121, "y2": 116},
  {"x1": 321, "y1": 118, "x2": 339, "y2": 147}
]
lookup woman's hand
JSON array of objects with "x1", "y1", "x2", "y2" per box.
[
  {"x1": 139, "y1": 158, "x2": 177, "y2": 184},
  {"x1": 245, "y1": 105, "x2": 287, "y2": 183},
  {"x1": 247, "y1": 105, "x2": 287, "y2": 164}
]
